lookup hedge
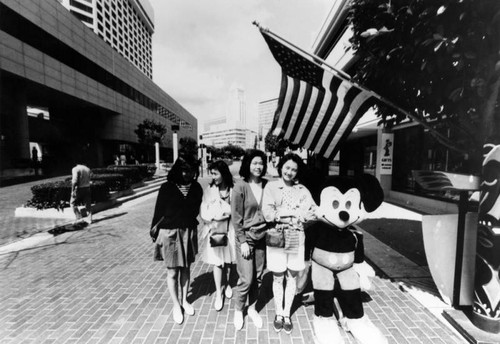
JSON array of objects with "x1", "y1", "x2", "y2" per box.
[
  {"x1": 25, "y1": 180, "x2": 109, "y2": 211},
  {"x1": 90, "y1": 173, "x2": 130, "y2": 191}
]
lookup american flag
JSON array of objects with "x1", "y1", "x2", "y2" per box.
[{"x1": 261, "y1": 30, "x2": 376, "y2": 160}]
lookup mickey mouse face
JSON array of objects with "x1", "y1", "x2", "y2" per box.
[{"x1": 316, "y1": 186, "x2": 365, "y2": 228}]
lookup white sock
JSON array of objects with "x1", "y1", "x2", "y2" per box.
[
  {"x1": 283, "y1": 275, "x2": 296, "y2": 316},
  {"x1": 272, "y1": 275, "x2": 284, "y2": 316}
]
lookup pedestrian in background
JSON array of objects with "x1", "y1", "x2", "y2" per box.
[
  {"x1": 262, "y1": 153, "x2": 317, "y2": 334},
  {"x1": 70, "y1": 159, "x2": 92, "y2": 224},
  {"x1": 151, "y1": 155, "x2": 203, "y2": 325},
  {"x1": 231, "y1": 149, "x2": 268, "y2": 330},
  {"x1": 200, "y1": 160, "x2": 235, "y2": 312}
]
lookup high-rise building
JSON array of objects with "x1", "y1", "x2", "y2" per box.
[
  {"x1": 258, "y1": 98, "x2": 278, "y2": 138},
  {"x1": 58, "y1": 0, "x2": 154, "y2": 78},
  {"x1": 226, "y1": 86, "x2": 246, "y2": 128}
]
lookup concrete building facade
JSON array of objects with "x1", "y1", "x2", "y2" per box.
[
  {"x1": 0, "y1": 0, "x2": 197, "y2": 177},
  {"x1": 258, "y1": 98, "x2": 277, "y2": 139},
  {"x1": 58, "y1": 0, "x2": 154, "y2": 78}
]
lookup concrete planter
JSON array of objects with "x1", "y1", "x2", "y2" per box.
[{"x1": 15, "y1": 200, "x2": 117, "y2": 219}]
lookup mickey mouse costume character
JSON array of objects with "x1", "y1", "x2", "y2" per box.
[{"x1": 307, "y1": 174, "x2": 387, "y2": 344}]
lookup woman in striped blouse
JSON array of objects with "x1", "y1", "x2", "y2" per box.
[{"x1": 151, "y1": 155, "x2": 203, "y2": 325}]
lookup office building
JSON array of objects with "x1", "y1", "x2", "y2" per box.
[
  {"x1": 258, "y1": 98, "x2": 278, "y2": 139},
  {"x1": 58, "y1": 0, "x2": 153, "y2": 78},
  {"x1": 0, "y1": 0, "x2": 196, "y2": 178}
]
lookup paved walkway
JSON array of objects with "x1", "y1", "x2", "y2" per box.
[{"x1": 0, "y1": 179, "x2": 467, "y2": 344}]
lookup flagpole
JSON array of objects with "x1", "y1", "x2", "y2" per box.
[{"x1": 253, "y1": 21, "x2": 458, "y2": 150}]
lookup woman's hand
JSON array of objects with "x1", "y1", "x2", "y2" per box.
[{"x1": 241, "y1": 242, "x2": 251, "y2": 259}]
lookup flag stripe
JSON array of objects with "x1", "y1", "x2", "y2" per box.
[
  {"x1": 308, "y1": 76, "x2": 345, "y2": 153},
  {"x1": 272, "y1": 73, "x2": 295, "y2": 135},
  {"x1": 262, "y1": 30, "x2": 376, "y2": 159},
  {"x1": 282, "y1": 79, "x2": 308, "y2": 140},
  {"x1": 298, "y1": 88, "x2": 325, "y2": 148},
  {"x1": 270, "y1": 73, "x2": 288, "y2": 134},
  {"x1": 319, "y1": 82, "x2": 361, "y2": 155},
  {"x1": 324, "y1": 91, "x2": 374, "y2": 158},
  {"x1": 288, "y1": 83, "x2": 313, "y2": 143}
]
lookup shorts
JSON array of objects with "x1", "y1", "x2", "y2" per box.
[{"x1": 266, "y1": 245, "x2": 305, "y2": 272}]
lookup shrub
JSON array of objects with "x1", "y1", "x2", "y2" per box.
[
  {"x1": 90, "y1": 173, "x2": 130, "y2": 191},
  {"x1": 103, "y1": 166, "x2": 143, "y2": 184},
  {"x1": 25, "y1": 180, "x2": 109, "y2": 210}
]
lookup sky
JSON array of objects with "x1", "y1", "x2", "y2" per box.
[{"x1": 149, "y1": 0, "x2": 334, "y2": 133}]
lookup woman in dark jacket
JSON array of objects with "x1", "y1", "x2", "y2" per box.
[{"x1": 151, "y1": 155, "x2": 203, "y2": 325}]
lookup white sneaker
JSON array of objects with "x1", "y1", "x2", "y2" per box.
[
  {"x1": 183, "y1": 302, "x2": 195, "y2": 316},
  {"x1": 214, "y1": 294, "x2": 223, "y2": 312},
  {"x1": 225, "y1": 285, "x2": 233, "y2": 299},
  {"x1": 247, "y1": 308, "x2": 263, "y2": 328},
  {"x1": 234, "y1": 310, "x2": 244, "y2": 330},
  {"x1": 173, "y1": 306, "x2": 183, "y2": 325}
]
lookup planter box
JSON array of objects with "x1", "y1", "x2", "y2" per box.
[{"x1": 15, "y1": 200, "x2": 117, "y2": 219}]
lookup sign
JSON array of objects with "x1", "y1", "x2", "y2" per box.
[{"x1": 379, "y1": 133, "x2": 393, "y2": 175}]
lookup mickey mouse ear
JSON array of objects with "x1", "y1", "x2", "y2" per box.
[{"x1": 359, "y1": 174, "x2": 384, "y2": 212}]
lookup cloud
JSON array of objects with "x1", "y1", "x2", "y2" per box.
[{"x1": 149, "y1": 0, "x2": 333, "y2": 131}]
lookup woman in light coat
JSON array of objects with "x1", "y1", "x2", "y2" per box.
[{"x1": 200, "y1": 160, "x2": 236, "y2": 311}]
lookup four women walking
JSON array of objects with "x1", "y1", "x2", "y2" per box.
[{"x1": 152, "y1": 151, "x2": 317, "y2": 332}]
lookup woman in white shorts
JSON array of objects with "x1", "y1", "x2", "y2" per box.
[
  {"x1": 262, "y1": 153, "x2": 317, "y2": 334},
  {"x1": 200, "y1": 160, "x2": 236, "y2": 311}
]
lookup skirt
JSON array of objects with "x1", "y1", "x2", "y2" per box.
[
  {"x1": 154, "y1": 227, "x2": 198, "y2": 268},
  {"x1": 200, "y1": 220, "x2": 236, "y2": 266}
]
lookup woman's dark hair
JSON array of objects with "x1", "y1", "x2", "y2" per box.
[
  {"x1": 168, "y1": 155, "x2": 200, "y2": 184},
  {"x1": 209, "y1": 160, "x2": 234, "y2": 188},
  {"x1": 277, "y1": 153, "x2": 306, "y2": 182},
  {"x1": 239, "y1": 149, "x2": 267, "y2": 181}
]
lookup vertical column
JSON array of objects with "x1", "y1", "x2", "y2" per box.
[
  {"x1": 375, "y1": 128, "x2": 393, "y2": 194},
  {"x1": 471, "y1": 142, "x2": 500, "y2": 334},
  {"x1": 0, "y1": 79, "x2": 30, "y2": 169}
]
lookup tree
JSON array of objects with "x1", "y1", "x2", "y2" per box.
[
  {"x1": 349, "y1": 1, "x2": 500, "y2": 333},
  {"x1": 179, "y1": 136, "x2": 198, "y2": 158},
  {"x1": 264, "y1": 131, "x2": 290, "y2": 156},
  {"x1": 348, "y1": 0, "x2": 500, "y2": 160},
  {"x1": 222, "y1": 144, "x2": 245, "y2": 159},
  {"x1": 134, "y1": 119, "x2": 167, "y2": 162}
]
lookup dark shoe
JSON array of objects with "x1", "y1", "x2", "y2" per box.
[
  {"x1": 273, "y1": 315, "x2": 284, "y2": 332},
  {"x1": 283, "y1": 316, "x2": 293, "y2": 334}
]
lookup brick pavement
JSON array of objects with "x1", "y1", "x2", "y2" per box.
[
  {"x1": 0, "y1": 175, "x2": 71, "y2": 246},
  {"x1": 0, "y1": 190, "x2": 467, "y2": 344}
]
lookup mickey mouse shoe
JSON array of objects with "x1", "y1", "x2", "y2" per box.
[
  {"x1": 313, "y1": 316, "x2": 345, "y2": 344},
  {"x1": 344, "y1": 316, "x2": 387, "y2": 344}
]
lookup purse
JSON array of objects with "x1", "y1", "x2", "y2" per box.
[
  {"x1": 150, "y1": 216, "x2": 164, "y2": 243},
  {"x1": 210, "y1": 233, "x2": 228, "y2": 247},
  {"x1": 209, "y1": 218, "x2": 229, "y2": 247},
  {"x1": 266, "y1": 226, "x2": 285, "y2": 248}
]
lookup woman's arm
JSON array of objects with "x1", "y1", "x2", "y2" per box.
[
  {"x1": 200, "y1": 185, "x2": 214, "y2": 222},
  {"x1": 231, "y1": 182, "x2": 247, "y2": 244},
  {"x1": 262, "y1": 182, "x2": 279, "y2": 222},
  {"x1": 151, "y1": 182, "x2": 170, "y2": 228}
]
